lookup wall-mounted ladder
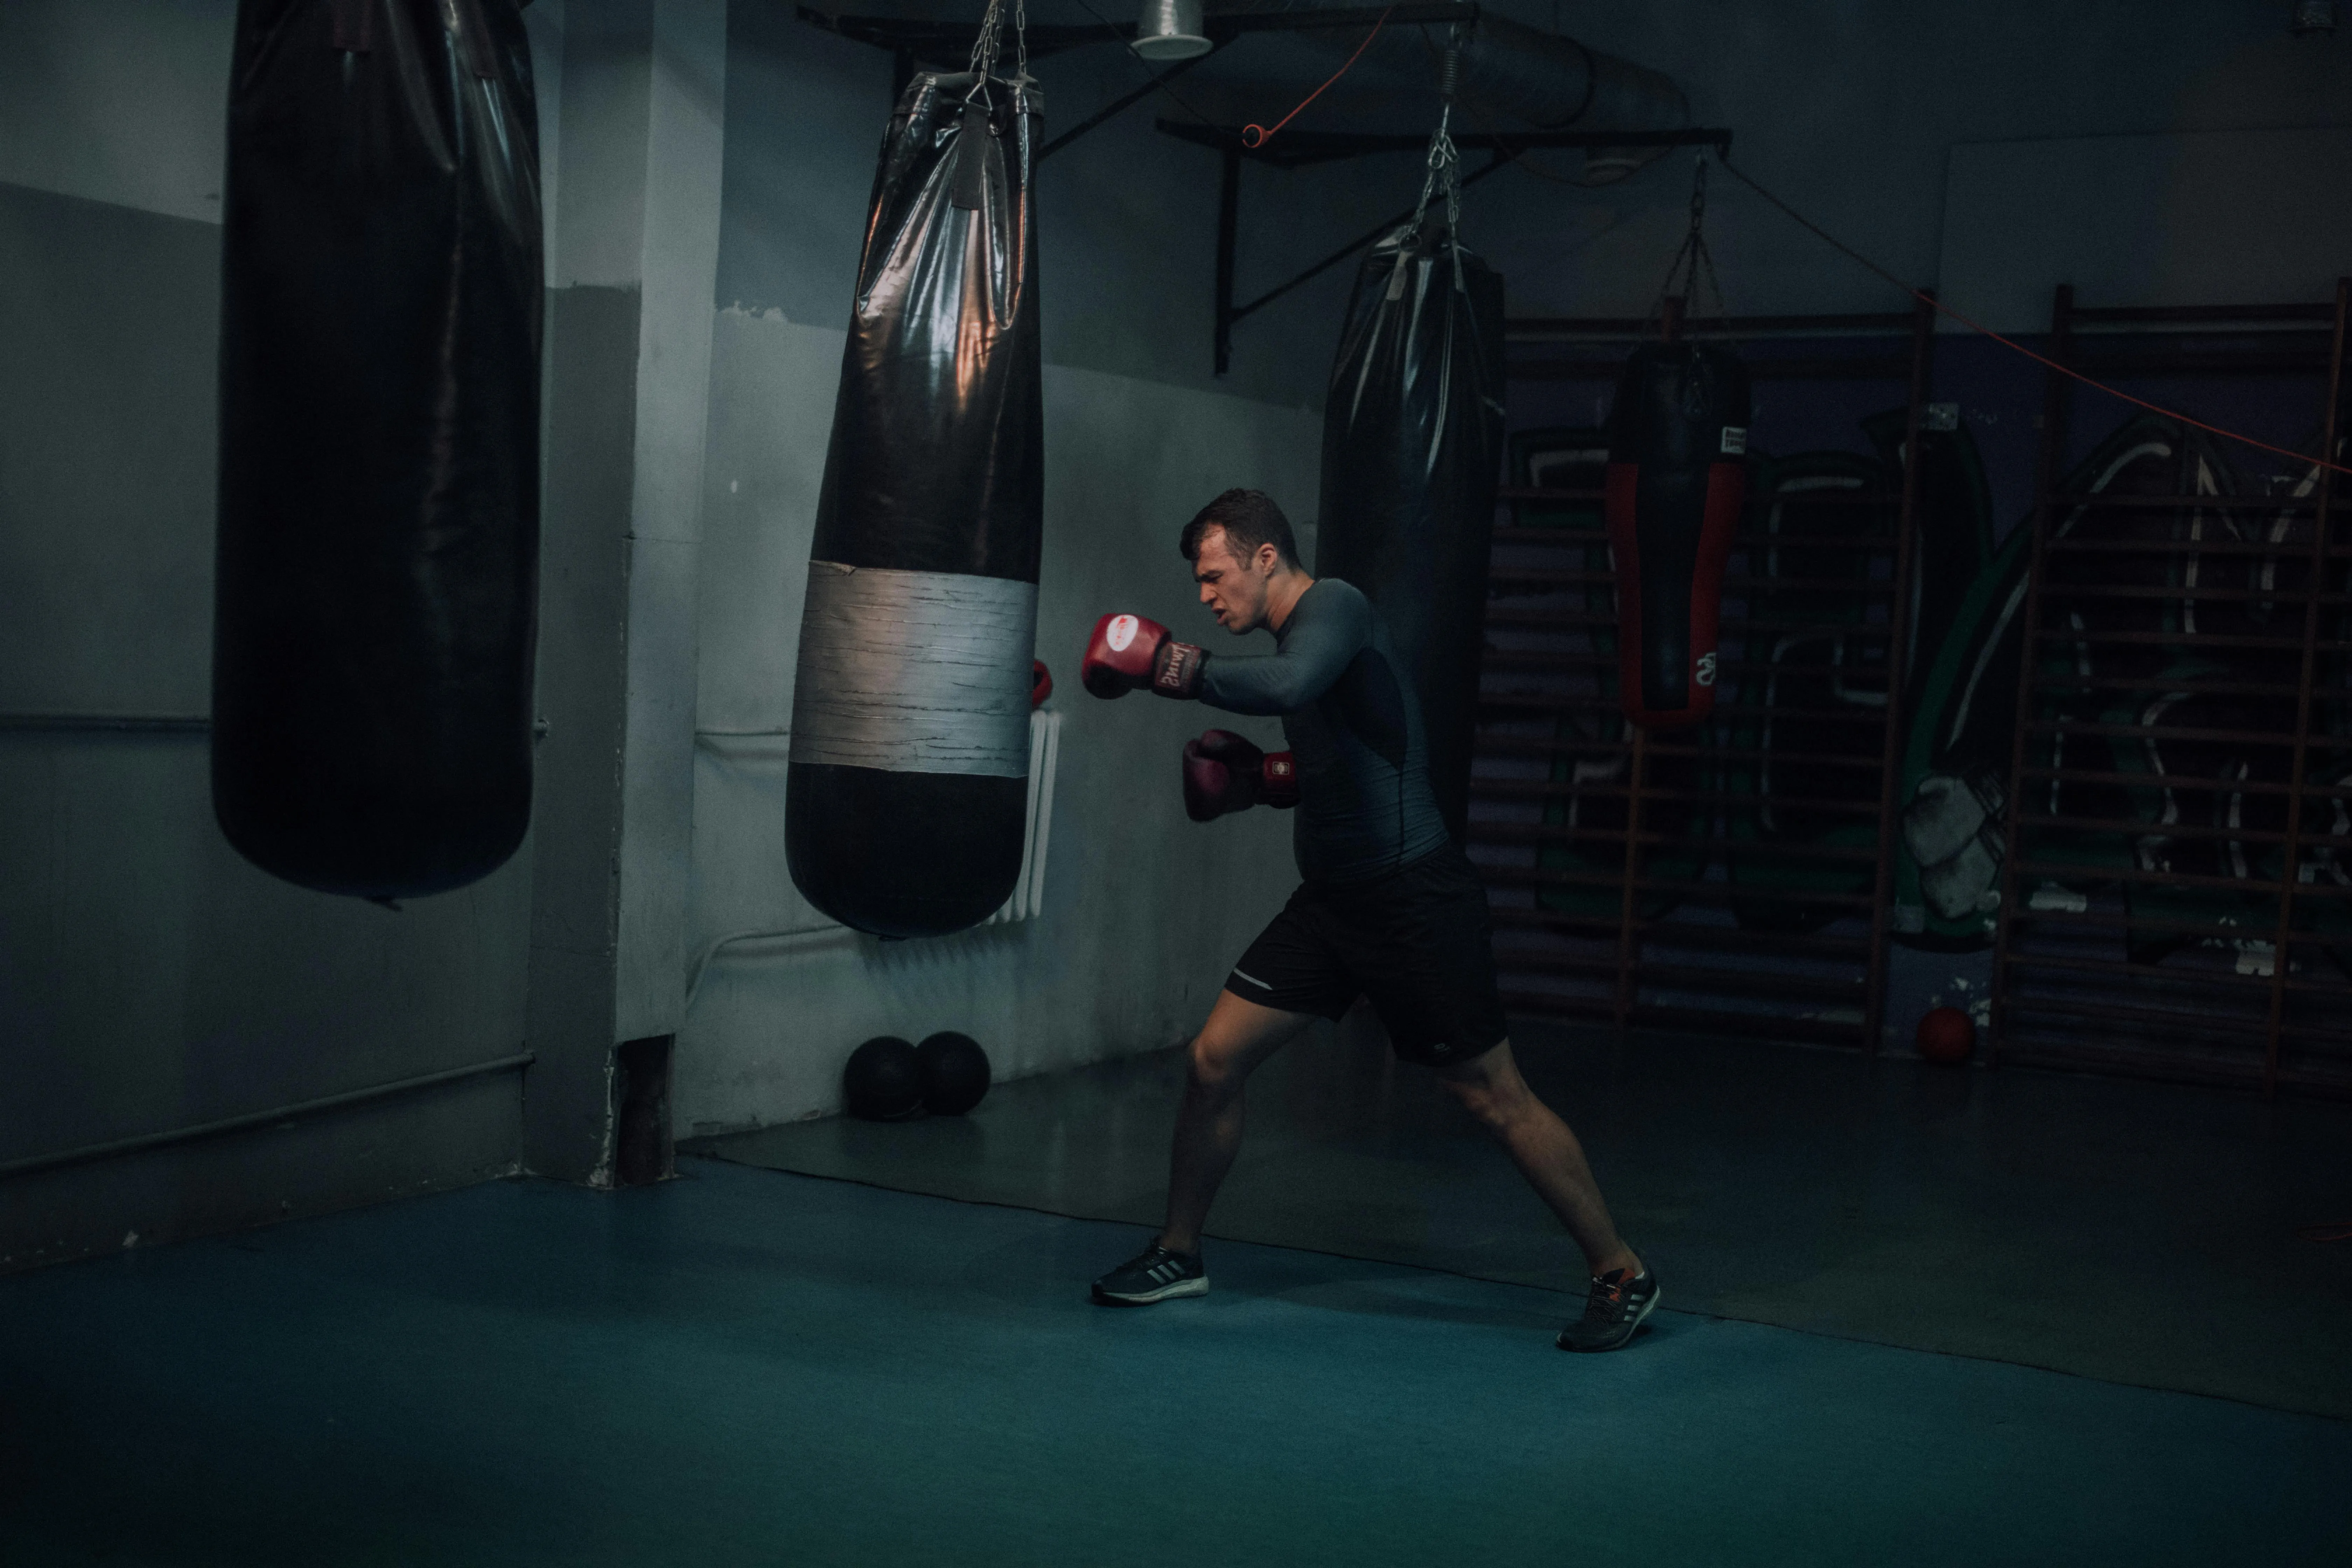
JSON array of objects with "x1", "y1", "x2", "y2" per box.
[
  {"x1": 1987, "y1": 282, "x2": 2352, "y2": 1095},
  {"x1": 1469, "y1": 301, "x2": 1936, "y2": 1051}
]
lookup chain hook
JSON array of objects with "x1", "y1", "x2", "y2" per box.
[
  {"x1": 1652, "y1": 150, "x2": 1728, "y2": 326},
  {"x1": 1402, "y1": 28, "x2": 1467, "y2": 250}
]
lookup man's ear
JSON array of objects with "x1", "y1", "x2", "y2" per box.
[{"x1": 1257, "y1": 542, "x2": 1279, "y2": 574}]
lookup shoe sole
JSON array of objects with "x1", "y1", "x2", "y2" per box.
[
  {"x1": 1556, "y1": 1283, "x2": 1660, "y2": 1352},
  {"x1": 1091, "y1": 1276, "x2": 1209, "y2": 1306}
]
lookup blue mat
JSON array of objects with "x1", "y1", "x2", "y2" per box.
[{"x1": 2, "y1": 1159, "x2": 2344, "y2": 1566}]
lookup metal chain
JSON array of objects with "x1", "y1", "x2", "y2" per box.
[
  {"x1": 967, "y1": 0, "x2": 1003, "y2": 76},
  {"x1": 965, "y1": 0, "x2": 1028, "y2": 106},
  {"x1": 1403, "y1": 32, "x2": 1466, "y2": 257},
  {"x1": 1689, "y1": 159, "x2": 1729, "y2": 318},
  {"x1": 1652, "y1": 153, "x2": 1729, "y2": 322},
  {"x1": 1407, "y1": 105, "x2": 1460, "y2": 238}
]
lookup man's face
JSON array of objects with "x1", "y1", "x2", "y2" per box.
[{"x1": 1193, "y1": 528, "x2": 1272, "y2": 634}]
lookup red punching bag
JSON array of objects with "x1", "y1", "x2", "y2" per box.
[{"x1": 1605, "y1": 341, "x2": 1749, "y2": 729}]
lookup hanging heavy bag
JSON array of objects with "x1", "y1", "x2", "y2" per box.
[
  {"x1": 212, "y1": 0, "x2": 542, "y2": 899},
  {"x1": 785, "y1": 64, "x2": 1045, "y2": 938},
  {"x1": 1318, "y1": 220, "x2": 1505, "y2": 844},
  {"x1": 1605, "y1": 342, "x2": 1748, "y2": 729}
]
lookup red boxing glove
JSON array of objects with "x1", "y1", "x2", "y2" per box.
[
  {"x1": 1082, "y1": 613, "x2": 1206, "y2": 700},
  {"x1": 1183, "y1": 731, "x2": 1256, "y2": 820},
  {"x1": 1183, "y1": 730, "x2": 1301, "y2": 821}
]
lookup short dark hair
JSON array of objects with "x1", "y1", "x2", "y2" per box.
[{"x1": 1180, "y1": 488, "x2": 1300, "y2": 570}]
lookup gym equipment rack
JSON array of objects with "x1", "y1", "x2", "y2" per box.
[
  {"x1": 1470, "y1": 299, "x2": 1936, "y2": 1052},
  {"x1": 1985, "y1": 282, "x2": 2351, "y2": 1096}
]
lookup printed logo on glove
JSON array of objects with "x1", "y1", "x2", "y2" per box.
[
  {"x1": 1182, "y1": 730, "x2": 1301, "y2": 822},
  {"x1": 1083, "y1": 612, "x2": 1207, "y2": 700}
]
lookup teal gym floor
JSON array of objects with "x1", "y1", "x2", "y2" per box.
[
  {"x1": 701, "y1": 1020, "x2": 2352, "y2": 1416},
  {"x1": 3, "y1": 1027, "x2": 2348, "y2": 1564}
]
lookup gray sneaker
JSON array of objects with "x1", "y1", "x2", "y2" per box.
[
  {"x1": 1091, "y1": 1244, "x2": 1208, "y2": 1306},
  {"x1": 1557, "y1": 1266, "x2": 1659, "y2": 1352}
]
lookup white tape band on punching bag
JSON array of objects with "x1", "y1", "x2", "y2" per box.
[{"x1": 789, "y1": 563, "x2": 1037, "y2": 776}]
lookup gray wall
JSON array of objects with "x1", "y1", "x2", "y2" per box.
[
  {"x1": 717, "y1": 1, "x2": 1393, "y2": 409},
  {"x1": 0, "y1": 2, "x2": 530, "y2": 1270},
  {"x1": 709, "y1": 2, "x2": 2352, "y2": 397},
  {"x1": 674, "y1": 2, "x2": 2350, "y2": 1125},
  {"x1": 1392, "y1": 0, "x2": 2351, "y2": 325},
  {"x1": 521, "y1": 0, "x2": 732, "y2": 1183},
  {"x1": 676, "y1": 6, "x2": 1324, "y2": 1130},
  {"x1": 1940, "y1": 127, "x2": 2352, "y2": 329},
  {"x1": 680, "y1": 310, "x2": 1318, "y2": 1130}
]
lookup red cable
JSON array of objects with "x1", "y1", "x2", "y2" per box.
[
  {"x1": 1715, "y1": 156, "x2": 2352, "y2": 479},
  {"x1": 1242, "y1": 4, "x2": 1396, "y2": 150},
  {"x1": 2299, "y1": 1222, "x2": 2352, "y2": 1242},
  {"x1": 1924, "y1": 292, "x2": 2352, "y2": 478}
]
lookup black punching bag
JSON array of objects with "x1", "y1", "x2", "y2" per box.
[
  {"x1": 212, "y1": 0, "x2": 542, "y2": 899},
  {"x1": 1318, "y1": 223, "x2": 1505, "y2": 842},
  {"x1": 786, "y1": 71, "x2": 1045, "y2": 938},
  {"x1": 1605, "y1": 342, "x2": 1748, "y2": 729}
]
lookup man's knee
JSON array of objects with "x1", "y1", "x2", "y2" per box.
[
  {"x1": 1186, "y1": 1033, "x2": 1250, "y2": 1097},
  {"x1": 1443, "y1": 1064, "x2": 1531, "y2": 1132}
]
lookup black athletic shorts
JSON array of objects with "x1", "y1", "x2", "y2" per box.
[{"x1": 1223, "y1": 841, "x2": 1508, "y2": 1066}]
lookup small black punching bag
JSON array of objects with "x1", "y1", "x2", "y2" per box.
[
  {"x1": 1605, "y1": 340, "x2": 1749, "y2": 729},
  {"x1": 786, "y1": 68, "x2": 1045, "y2": 938},
  {"x1": 212, "y1": 0, "x2": 542, "y2": 899},
  {"x1": 1318, "y1": 221, "x2": 1505, "y2": 843}
]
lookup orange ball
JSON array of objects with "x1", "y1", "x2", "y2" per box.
[{"x1": 1916, "y1": 1006, "x2": 1975, "y2": 1065}]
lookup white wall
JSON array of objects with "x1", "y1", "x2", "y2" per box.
[{"x1": 676, "y1": 309, "x2": 1320, "y2": 1131}]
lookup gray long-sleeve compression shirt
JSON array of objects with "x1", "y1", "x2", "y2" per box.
[{"x1": 1196, "y1": 578, "x2": 1450, "y2": 885}]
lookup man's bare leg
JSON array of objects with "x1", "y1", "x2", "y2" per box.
[
  {"x1": 1434, "y1": 1039, "x2": 1640, "y2": 1279},
  {"x1": 1155, "y1": 990, "x2": 1318, "y2": 1255}
]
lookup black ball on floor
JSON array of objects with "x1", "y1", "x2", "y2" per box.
[
  {"x1": 916, "y1": 1031, "x2": 992, "y2": 1116},
  {"x1": 843, "y1": 1036, "x2": 926, "y2": 1121}
]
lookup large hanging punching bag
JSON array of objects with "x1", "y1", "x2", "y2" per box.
[
  {"x1": 785, "y1": 62, "x2": 1044, "y2": 938},
  {"x1": 212, "y1": 0, "x2": 542, "y2": 900},
  {"x1": 1318, "y1": 219, "x2": 1506, "y2": 843},
  {"x1": 1605, "y1": 339, "x2": 1748, "y2": 728}
]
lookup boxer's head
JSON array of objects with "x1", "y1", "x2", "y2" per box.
[{"x1": 1181, "y1": 488, "x2": 1303, "y2": 634}]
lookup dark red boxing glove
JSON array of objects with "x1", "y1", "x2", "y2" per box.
[
  {"x1": 1183, "y1": 730, "x2": 1300, "y2": 821},
  {"x1": 1082, "y1": 613, "x2": 1206, "y2": 700}
]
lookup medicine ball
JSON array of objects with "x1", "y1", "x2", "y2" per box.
[
  {"x1": 844, "y1": 1036, "x2": 926, "y2": 1120},
  {"x1": 916, "y1": 1031, "x2": 992, "y2": 1116},
  {"x1": 1916, "y1": 1007, "x2": 1976, "y2": 1066}
]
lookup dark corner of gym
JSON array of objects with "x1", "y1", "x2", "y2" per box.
[{"x1": 5, "y1": 0, "x2": 2351, "y2": 1561}]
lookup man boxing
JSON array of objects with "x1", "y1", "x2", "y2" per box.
[{"x1": 1079, "y1": 488, "x2": 1657, "y2": 1352}]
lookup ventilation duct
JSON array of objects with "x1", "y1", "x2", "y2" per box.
[{"x1": 1412, "y1": 12, "x2": 1685, "y2": 135}]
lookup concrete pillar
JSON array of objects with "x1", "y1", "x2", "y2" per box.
[{"x1": 525, "y1": 0, "x2": 726, "y2": 1183}]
